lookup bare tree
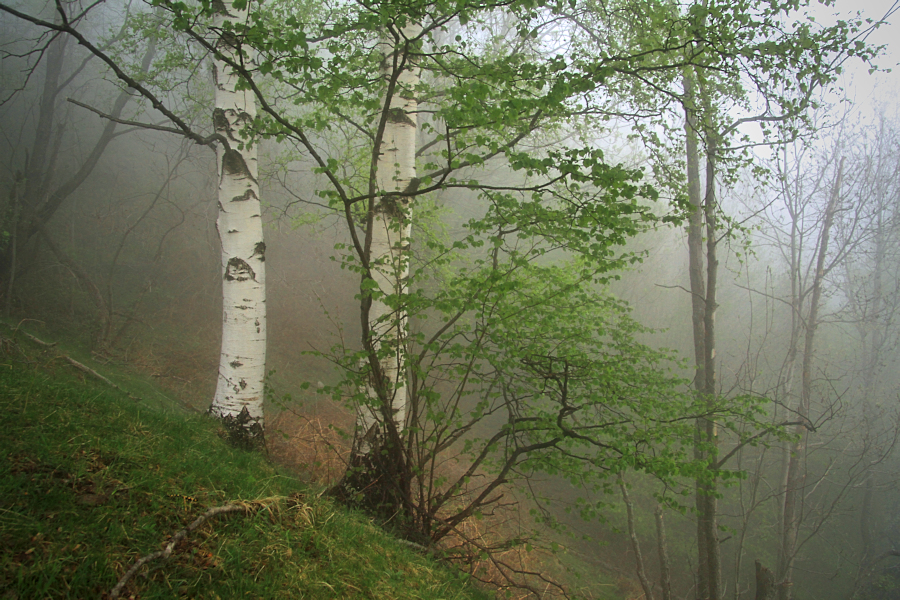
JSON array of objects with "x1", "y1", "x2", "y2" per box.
[{"x1": 0, "y1": 0, "x2": 156, "y2": 348}]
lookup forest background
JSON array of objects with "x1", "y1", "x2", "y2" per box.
[{"x1": 1, "y1": 0, "x2": 900, "y2": 598}]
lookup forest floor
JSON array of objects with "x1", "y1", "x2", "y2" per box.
[{"x1": 0, "y1": 328, "x2": 491, "y2": 600}]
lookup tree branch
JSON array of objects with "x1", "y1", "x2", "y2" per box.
[{"x1": 66, "y1": 98, "x2": 224, "y2": 144}]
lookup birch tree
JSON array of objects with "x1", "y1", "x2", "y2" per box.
[
  {"x1": 0, "y1": 0, "x2": 270, "y2": 435},
  {"x1": 207, "y1": 0, "x2": 267, "y2": 439},
  {"x1": 2, "y1": 1, "x2": 890, "y2": 582},
  {"x1": 346, "y1": 21, "x2": 422, "y2": 484},
  {"x1": 218, "y1": 0, "x2": 722, "y2": 539}
]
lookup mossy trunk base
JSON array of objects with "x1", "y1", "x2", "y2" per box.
[
  {"x1": 217, "y1": 406, "x2": 265, "y2": 451},
  {"x1": 331, "y1": 430, "x2": 420, "y2": 541}
]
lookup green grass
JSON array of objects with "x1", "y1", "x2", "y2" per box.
[{"x1": 0, "y1": 337, "x2": 489, "y2": 600}]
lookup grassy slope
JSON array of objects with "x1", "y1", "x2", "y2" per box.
[{"x1": 0, "y1": 336, "x2": 488, "y2": 600}]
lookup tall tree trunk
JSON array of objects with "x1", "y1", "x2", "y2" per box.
[
  {"x1": 340, "y1": 23, "x2": 420, "y2": 523},
  {"x1": 684, "y1": 73, "x2": 708, "y2": 599},
  {"x1": 359, "y1": 23, "x2": 420, "y2": 443},
  {"x1": 700, "y1": 136, "x2": 721, "y2": 600},
  {"x1": 774, "y1": 144, "x2": 804, "y2": 573},
  {"x1": 775, "y1": 157, "x2": 843, "y2": 600},
  {"x1": 23, "y1": 31, "x2": 69, "y2": 208},
  {"x1": 3, "y1": 10, "x2": 156, "y2": 289},
  {"x1": 684, "y1": 72, "x2": 720, "y2": 600},
  {"x1": 4, "y1": 175, "x2": 22, "y2": 317},
  {"x1": 0, "y1": 32, "x2": 66, "y2": 286},
  {"x1": 208, "y1": 0, "x2": 267, "y2": 444},
  {"x1": 846, "y1": 122, "x2": 900, "y2": 598}
]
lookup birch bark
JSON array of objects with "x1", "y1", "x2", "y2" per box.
[
  {"x1": 356, "y1": 23, "x2": 421, "y2": 451},
  {"x1": 336, "y1": 22, "x2": 421, "y2": 518},
  {"x1": 208, "y1": 0, "x2": 266, "y2": 436}
]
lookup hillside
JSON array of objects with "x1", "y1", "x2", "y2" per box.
[{"x1": 0, "y1": 329, "x2": 489, "y2": 600}]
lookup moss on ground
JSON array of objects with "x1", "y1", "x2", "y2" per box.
[{"x1": 0, "y1": 334, "x2": 488, "y2": 600}]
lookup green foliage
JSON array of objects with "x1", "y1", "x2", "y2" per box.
[
  {"x1": 318, "y1": 179, "x2": 775, "y2": 540},
  {"x1": 566, "y1": 0, "x2": 886, "y2": 208},
  {"x1": 6, "y1": 0, "x2": 871, "y2": 584}
]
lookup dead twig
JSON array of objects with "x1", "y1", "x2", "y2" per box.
[
  {"x1": 5, "y1": 325, "x2": 141, "y2": 401},
  {"x1": 109, "y1": 501, "x2": 272, "y2": 599}
]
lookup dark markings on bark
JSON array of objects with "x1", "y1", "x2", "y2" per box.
[
  {"x1": 255, "y1": 318, "x2": 260, "y2": 333},
  {"x1": 222, "y1": 149, "x2": 252, "y2": 178},
  {"x1": 228, "y1": 229, "x2": 238, "y2": 233},
  {"x1": 232, "y1": 189, "x2": 257, "y2": 202},
  {"x1": 212, "y1": 108, "x2": 229, "y2": 134},
  {"x1": 224, "y1": 257, "x2": 255, "y2": 281},
  {"x1": 239, "y1": 379, "x2": 247, "y2": 389},
  {"x1": 230, "y1": 360, "x2": 243, "y2": 368},
  {"x1": 251, "y1": 241, "x2": 266, "y2": 261},
  {"x1": 237, "y1": 110, "x2": 254, "y2": 126},
  {"x1": 387, "y1": 107, "x2": 415, "y2": 127},
  {"x1": 376, "y1": 195, "x2": 409, "y2": 221}
]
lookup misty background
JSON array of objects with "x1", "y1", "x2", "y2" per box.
[{"x1": 2, "y1": 0, "x2": 900, "y2": 598}]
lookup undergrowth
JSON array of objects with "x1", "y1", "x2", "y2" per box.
[{"x1": 0, "y1": 333, "x2": 488, "y2": 600}]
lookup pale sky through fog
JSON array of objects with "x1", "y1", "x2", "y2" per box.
[{"x1": 813, "y1": 0, "x2": 900, "y2": 113}]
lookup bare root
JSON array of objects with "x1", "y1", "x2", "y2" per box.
[{"x1": 109, "y1": 499, "x2": 283, "y2": 599}]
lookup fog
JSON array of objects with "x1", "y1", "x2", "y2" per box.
[{"x1": 2, "y1": 0, "x2": 900, "y2": 598}]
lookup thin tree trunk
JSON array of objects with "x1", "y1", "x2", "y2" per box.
[
  {"x1": 357, "y1": 23, "x2": 420, "y2": 444},
  {"x1": 0, "y1": 32, "x2": 66, "y2": 285},
  {"x1": 701, "y1": 135, "x2": 722, "y2": 600},
  {"x1": 776, "y1": 157, "x2": 844, "y2": 600},
  {"x1": 619, "y1": 477, "x2": 655, "y2": 600},
  {"x1": 36, "y1": 223, "x2": 109, "y2": 347},
  {"x1": 684, "y1": 71, "x2": 721, "y2": 600},
  {"x1": 684, "y1": 71, "x2": 710, "y2": 600},
  {"x1": 208, "y1": 0, "x2": 267, "y2": 444},
  {"x1": 23, "y1": 32, "x2": 68, "y2": 207},
  {"x1": 4, "y1": 175, "x2": 21, "y2": 317},
  {"x1": 775, "y1": 145, "x2": 803, "y2": 569},
  {"x1": 4, "y1": 10, "x2": 155, "y2": 287},
  {"x1": 655, "y1": 505, "x2": 672, "y2": 600}
]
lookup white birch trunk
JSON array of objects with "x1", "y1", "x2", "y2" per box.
[
  {"x1": 356, "y1": 24, "x2": 420, "y2": 449},
  {"x1": 208, "y1": 1, "x2": 266, "y2": 433}
]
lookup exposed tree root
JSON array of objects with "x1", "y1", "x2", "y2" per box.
[
  {"x1": 3, "y1": 324, "x2": 140, "y2": 401},
  {"x1": 109, "y1": 498, "x2": 282, "y2": 599}
]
